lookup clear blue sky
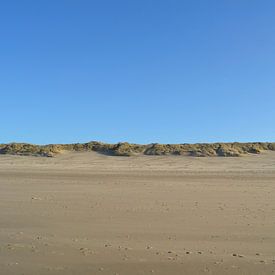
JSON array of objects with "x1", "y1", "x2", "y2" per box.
[{"x1": 1, "y1": 1, "x2": 274, "y2": 144}]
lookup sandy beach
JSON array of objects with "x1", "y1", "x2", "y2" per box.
[{"x1": 0, "y1": 151, "x2": 274, "y2": 275}]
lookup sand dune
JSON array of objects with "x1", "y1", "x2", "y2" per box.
[
  {"x1": 1, "y1": 141, "x2": 275, "y2": 157},
  {"x1": 0, "y1": 151, "x2": 274, "y2": 274}
]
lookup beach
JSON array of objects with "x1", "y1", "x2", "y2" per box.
[{"x1": 0, "y1": 151, "x2": 274, "y2": 274}]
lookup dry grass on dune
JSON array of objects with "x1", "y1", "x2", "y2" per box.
[{"x1": 0, "y1": 141, "x2": 275, "y2": 157}]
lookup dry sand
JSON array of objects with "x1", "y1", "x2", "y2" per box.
[{"x1": 0, "y1": 151, "x2": 275, "y2": 275}]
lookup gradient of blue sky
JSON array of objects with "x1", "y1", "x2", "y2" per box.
[{"x1": 1, "y1": 0, "x2": 274, "y2": 144}]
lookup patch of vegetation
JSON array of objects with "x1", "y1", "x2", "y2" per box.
[{"x1": 0, "y1": 141, "x2": 274, "y2": 158}]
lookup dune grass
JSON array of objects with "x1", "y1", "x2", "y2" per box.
[{"x1": 0, "y1": 141, "x2": 275, "y2": 157}]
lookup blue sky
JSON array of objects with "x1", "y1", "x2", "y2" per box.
[{"x1": 1, "y1": 0, "x2": 274, "y2": 144}]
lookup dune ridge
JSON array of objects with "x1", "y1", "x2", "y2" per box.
[{"x1": 0, "y1": 141, "x2": 275, "y2": 157}]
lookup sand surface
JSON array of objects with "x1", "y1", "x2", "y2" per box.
[{"x1": 0, "y1": 151, "x2": 275, "y2": 275}]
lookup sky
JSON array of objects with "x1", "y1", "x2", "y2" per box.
[{"x1": 1, "y1": 0, "x2": 275, "y2": 144}]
